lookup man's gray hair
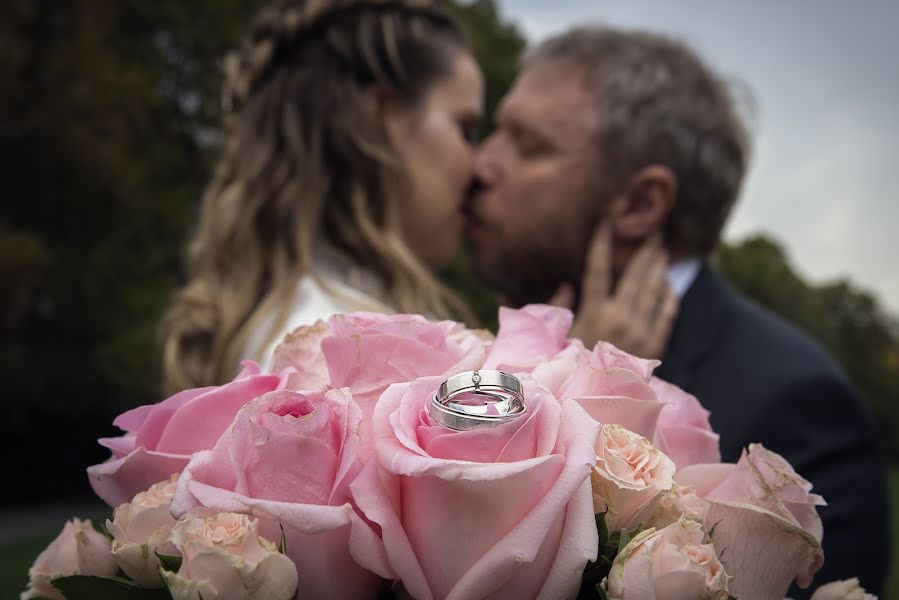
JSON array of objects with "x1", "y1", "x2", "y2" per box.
[{"x1": 525, "y1": 26, "x2": 752, "y2": 256}]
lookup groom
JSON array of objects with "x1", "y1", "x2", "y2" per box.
[{"x1": 465, "y1": 25, "x2": 889, "y2": 597}]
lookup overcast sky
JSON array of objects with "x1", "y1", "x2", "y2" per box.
[{"x1": 495, "y1": 0, "x2": 899, "y2": 316}]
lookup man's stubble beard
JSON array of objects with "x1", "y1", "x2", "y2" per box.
[
  {"x1": 466, "y1": 171, "x2": 608, "y2": 308},
  {"x1": 469, "y1": 216, "x2": 596, "y2": 309}
]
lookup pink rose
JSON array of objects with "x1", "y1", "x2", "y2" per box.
[
  {"x1": 533, "y1": 341, "x2": 665, "y2": 441},
  {"x1": 271, "y1": 312, "x2": 487, "y2": 460},
  {"x1": 676, "y1": 443, "x2": 826, "y2": 600},
  {"x1": 22, "y1": 518, "x2": 118, "y2": 600},
  {"x1": 270, "y1": 320, "x2": 331, "y2": 391},
  {"x1": 106, "y1": 475, "x2": 179, "y2": 587},
  {"x1": 171, "y1": 389, "x2": 387, "y2": 600},
  {"x1": 351, "y1": 375, "x2": 600, "y2": 600},
  {"x1": 606, "y1": 518, "x2": 732, "y2": 600},
  {"x1": 591, "y1": 424, "x2": 675, "y2": 531},
  {"x1": 533, "y1": 342, "x2": 719, "y2": 472},
  {"x1": 88, "y1": 361, "x2": 286, "y2": 506},
  {"x1": 810, "y1": 578, "x2": 878, "y2": 600},
  {"x1": 482, "y1": 304, "x2": 577, "y2": 372},
  {"x1": 646, "y1": 483, "x2": 710, "y2": 530},
  {"x1": 162, "y1": 511, "x2": 297, "y2": 600},
  {"x1": 649, "y1": 377, "x2": 720, "y2": 469}
]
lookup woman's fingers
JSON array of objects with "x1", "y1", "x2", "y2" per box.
[
  {"x1": 579, "y1": 222, "x2": 612, "y2": 303},
  {"x1": 632, "y1": 249, "x2": 670, "y2": 324},
  {"x1": 548, "y1": 282, "x2": 576, "y2": 309},
  {"x1": 615, "y1": 235, "x2": 662, "y2": 305},
  {"x1": 564, "y1": 229, "x2": 680, "y2": 359}
]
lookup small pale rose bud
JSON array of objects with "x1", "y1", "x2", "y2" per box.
[
  {"x1": 607, "y1": 517, "x2": 731, "y2": 600},
  {"x1": 592, "y1": 424, "x2": 675, "y2": 530},
  {"x1": 162, "y1": 511, "x2": 298, "y2": 600},
  {"x1": 810, "y1": 578, "x2": 878, "y2": 600},
  {"x1": 21, "y1": 518, "x2": 118, "y2": 600},
  {"x1": 106, "y1": 474, "x2": 179, "y2": 587}
]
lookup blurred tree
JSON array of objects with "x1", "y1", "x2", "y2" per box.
[
  {"x1": 717, "y1": 236, "x2": 899, "y2": 459},
  {"x1": 0, "y1": 0, "x2": 265, "y2": 502},
  {"x1": 445, "y1": 0, "x2": 525, "y2": 135},
  {"x1": 0, "y1": 0, "x2": 522, "y2": 503}
]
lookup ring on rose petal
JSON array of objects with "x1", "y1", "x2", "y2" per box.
[{"x1": 428, "y1": 370, "x2": 526, "y2": 430}]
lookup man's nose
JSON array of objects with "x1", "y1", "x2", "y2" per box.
[{"x1": 474, "y1": 134, "x2": 501, "y2": 187}]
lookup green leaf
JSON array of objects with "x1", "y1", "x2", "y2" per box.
[
  {"x1": 155, "y1": 551, "x2": 182, "y2": 573},
  {"x1": 579, "y1": 558, "x2": 610, "y2": 599},
  {"x1": 279, "y1": 523, "x2": 288, "y2": 555},
  {"x1": 595, "y1": 512, "x2": 609, "y2": 546},
  {"x1": 51, "y1": 574, "x2": 171, "y2": 599},
  {"x1": 616, "y1": 528, "x2": 631, "y2": 556},
  {"x1": 707, "y1": 519, "x2": 721, "y2": 542},
  {"x1": 597, "y1": 583, "x2": 610, "y2": 600}
]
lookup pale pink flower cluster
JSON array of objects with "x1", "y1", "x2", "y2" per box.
[{"x1": 22, "y1": 306, "x2": 874, "y2": 600}]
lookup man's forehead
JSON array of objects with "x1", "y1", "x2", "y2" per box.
[{"x1": 501, "y1": 64, "x2": 598, "y2": 136}]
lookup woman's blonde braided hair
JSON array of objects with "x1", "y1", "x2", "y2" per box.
[{"x1": 162, "y1": 0, "x2": 473, "y2": 393}]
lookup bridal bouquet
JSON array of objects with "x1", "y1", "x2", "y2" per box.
[{"x1": 22, "y1": 306, "x2": 876, "y2": 600}]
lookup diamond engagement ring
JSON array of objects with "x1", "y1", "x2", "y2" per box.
[{"x1": 428, "y1": 370, "x2": 526, "y2": 430}]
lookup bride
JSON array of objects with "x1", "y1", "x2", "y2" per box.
[{"x1": 162, "y1": 0, "x2": 673, "y2": 393}]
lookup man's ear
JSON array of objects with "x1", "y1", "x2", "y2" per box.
[{"x1": 606, "y1": 165, "x2": 677, "y2": 240}]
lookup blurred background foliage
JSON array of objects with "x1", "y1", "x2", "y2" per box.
[{"x1": 1, "y1": 0, "x2": 898, "y2": 509}]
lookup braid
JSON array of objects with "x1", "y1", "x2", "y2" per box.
[
  {"x1": 223, "y1": 0, "x2": 456, "y2": 115},
  {"x1": 163, "y1": 0, "x2": 472, "y2": 392}
]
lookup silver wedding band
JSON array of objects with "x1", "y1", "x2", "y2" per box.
[{"x1": 428, "y1": 370, "x2": 526, "y2": 431}]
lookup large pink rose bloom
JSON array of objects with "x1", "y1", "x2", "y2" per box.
[
  {"x1": 171, "y1": 389, "x2": 388, "y2": 600},
  {"x1": 532, "y1": 340, "x2": 664, "y2": 441},
  {"x1": 88, "y1": 362, "x2": 286, "y2": 506},
  {"x1": 351, "y1": 375, "x2": 600, "y2": 600},
  {"x1": 531, "y1": 338, "x2": 719, "y2": 470},
  {"x1": 482, "y1": 305, "x2": 577, "y2": 372},
  {"x1": 271, "y1": 313, "x2": 487, "y2": 460},
  {"x1": 649, "y1": 378, "x2": 720, "y2": 469},
  {"x1": 676, "y1": 443, "x2": 826, "y2": 600}
]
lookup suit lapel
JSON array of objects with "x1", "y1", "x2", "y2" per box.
[{"x1": 656, "y1": 263, "x2": 731, "y2": 389}]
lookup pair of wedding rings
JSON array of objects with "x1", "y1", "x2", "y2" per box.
[{"x1": 428, "y1": 370, "x2": 526, "y2": 431}]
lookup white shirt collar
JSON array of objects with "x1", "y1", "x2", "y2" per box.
[{"x1": 666, "y1": 257, "x2": 702, "y2": 299}]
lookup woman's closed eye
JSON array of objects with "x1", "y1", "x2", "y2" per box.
[{"x1": 457, "y1": 115, "x2": 481, "y2": 145}]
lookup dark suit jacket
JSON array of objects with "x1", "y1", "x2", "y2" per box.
[{"x1": 656, "y1": 263, "x2": 889, "y2": 599}]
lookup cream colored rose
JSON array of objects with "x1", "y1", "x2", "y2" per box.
[
  {"x1": 106, "y1": 474, "x2": 179, "y2": 587},
  {"x1": 810, "y1": 578, "x2": 878, "y2": 600},
  {"x1": 21, "y1": 518, "x2": 118, "y2": 600},
  {"x1": 647, "y1": 483, "x2": 710, "y2": 529},
  {"x1": 162, "y1": 511, "x2": 298, "y2": 600},
  {"x1": 592, "y1": 423, "x2": 675, "y2": 530},
  {"x1": 607, "y1": 517, "x2": 732, "y2": 600}
]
